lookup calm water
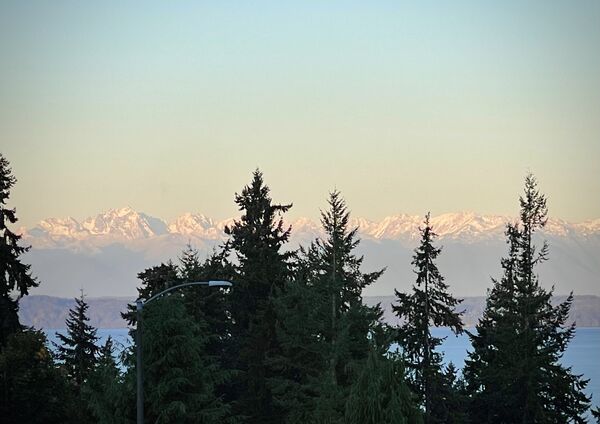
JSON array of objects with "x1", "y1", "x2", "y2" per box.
[
  {"x1": 428, "y1": 327, "x2": 600, "y2": 409},
  {"x1": 46, "y1": 327, "x2": 600, "y2": 409}
]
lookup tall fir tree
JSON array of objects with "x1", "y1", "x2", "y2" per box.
[
  {"x1": 312, "y1": 190, "x2": 385, "y2": 390},
  {"x1": 271, "y1": 190, "x2": 386, "y2": 423},
  {"x1": 392, "y1": 213, "x2": 464, "y2": 423},
  {"x1": 55, "y1": 291, "x2": 99, "y2": 388},
  {"x1": 224, "y1": 169, "x2": 293, "y2": 423},
  {"x1": 0, "y1": 153, "x2": 38, "y2": 346},
  {"x1": 463, "y1": 174, "x2": 591, "y2": 423}
]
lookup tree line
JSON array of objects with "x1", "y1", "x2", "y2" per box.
[{"x1": 0, "y1": 152, "x2": 598, "y2": 423}]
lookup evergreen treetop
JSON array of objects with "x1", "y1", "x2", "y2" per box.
[
  {"x1": 0, "y1": 153, "x2": 38, "y2": 345},
  {"x1": 311, "y1": 190, "x2": 383, "y2": 309},
  {"x1": 393, "y1": 213, "x2": 464, "y2": 423},
  {"x1": 270, "y1": 190, "x2": 386, "y2": 424},
  {"x1": 55, "y1": 291, "x2": 99, "y2": 388},
  {"x1": 224, "y1": 169, "x2": 293, "y2": 423},
  {"x1": 464, "y1": 173, "x2": 591, "y2": 423},
  {"x1": 225, "y1": 169, "x2": 293, "y2": 317},
  {"x1": 308, "y1": 191, "x2": 385, "y2": 381}
]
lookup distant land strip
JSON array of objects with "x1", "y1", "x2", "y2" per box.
[{"x1": 19, "y1": 294, "x2": 600, "y2": 329}]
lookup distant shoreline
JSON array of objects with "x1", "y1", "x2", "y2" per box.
[{"x1": 19, "y1": 294, "x2": 600, "y2": 329}]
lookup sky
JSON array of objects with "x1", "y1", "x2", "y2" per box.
[{"x1": 1, "y1": 1, "x2": 599, "y2": 228}]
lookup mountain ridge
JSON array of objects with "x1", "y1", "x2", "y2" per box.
[
  {"x1": 17, "y1": 207, "x2": 600, "y2": 298},
  {"x1": 20, "y1": 207, "x2": 600, "y2": 247}
]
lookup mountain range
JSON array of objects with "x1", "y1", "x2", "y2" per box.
[
  {"x1": 21, "y1": 206, "x2": 600, "y2": 244},
  {"x1": 18, "y1": 207, "x2": 600, "y2": 298}
]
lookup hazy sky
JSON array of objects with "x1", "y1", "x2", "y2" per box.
[{"x1": 2, "y1": 1, "x2": 599, "y2": 228}]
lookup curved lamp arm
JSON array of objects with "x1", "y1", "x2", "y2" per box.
[
  {"x1": 136, "y1": 280, "x2": 233, "y2": 310},
  {"x1": 135, "y1": 279, "x2": 232, "y2": 424}
]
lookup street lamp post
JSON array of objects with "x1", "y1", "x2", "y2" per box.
[{"x1": 135, "y1": 280, "x2": 233, "y2": 424}]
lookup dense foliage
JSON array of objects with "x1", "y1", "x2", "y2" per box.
[
  {"x1": 270, "y1": 191, "x2": 391, "y2": 423},
  {"x1": 0, "y1": 329, "x2": 68, "y2": 423},
  {"x1": 0, "y1": 155, "x2": 596, "y2": 423},
  {"x1": 55, "y1": 292, "x2": 100, "y2": 388},
  {"x1": 0, "y1": 153, "x2": 37, "y2": 346},
  {"x1": 464, "y1": 174, "x2": 591, "y2": 423},
  {"x1": 393, "y1": 214, "x2": 464, "y2": 423}
]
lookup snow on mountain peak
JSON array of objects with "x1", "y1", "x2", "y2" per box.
[
  {"x1": 366, "y1": 214, "x2": 422, "y2": 239},
  {"x1": 167, "y1": 213, "x2": 220, "y2": 238},
  {"x1": 573, "y1": 218, "x2": 600, "y2": 237},
  {"x1": 22, "y1": 208, "x2": 600, "y2": 248},
  {"x1": 38, "y1": 217, "x2": 86, "y2": 238},
  {"x1": 428, "y1": 212, "x2": 509, "y2": 241},
  {"x1": 80, "y1": 207, "x2": 165, "y2": 239}
]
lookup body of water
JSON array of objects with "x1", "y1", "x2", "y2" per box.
[
  {"x1": 46, "y1": 327, "x2": 599, "y2": 410},
  {"x1": 428, "y1": 327, "x2": 600, "y2": 410},
  {"x1": 47, "y1": 328, "x2": 131, "y2": 357}
]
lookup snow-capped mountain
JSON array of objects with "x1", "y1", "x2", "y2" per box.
[
  {"x1": 80, "y1": 207, "x2": 168, "y2": 239},
  {"x1": 167, "y1": 213, "x2": 220, "y2": 239},
  {"x1": 18, "y1": 208, "x2": 600, "y2": 299},
  {"x1": 36, "y1": 217, "x2": 87, "y2": 239},
  {"x1": 574, "y1": 218, "x2": 600, "y2": 237},
  {"x1": 21, "y1": 207, "x2": 171, "y2": 249},
  {"x1": 21, "y1": 208, "x2": 600, "y2": 246}
]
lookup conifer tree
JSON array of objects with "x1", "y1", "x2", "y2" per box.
[
  {"x1": 436, "y1": 362, "x2": 470, "y2": 424},
  {"x1": 0, "y1": 153, "x2": 38, "y2": 346},
  {"x1": 121, "y1": 257, "x2": 233, "y2": 423},
  {"x1": 178, "y1": 245, "x2": 236, "y2": 413},
  {"x1": 134, "y1": 262, "x2": 180, "y2": 306},
  {"x1": 463, "y1": 174, "x2": 591, "y2": 423},
  {"x1": 0, "y1": 329, "x2": 69, "y2": 423},
  {"x1": 225, "y1": 169, "x2": 293, "y2": 423},
  {"x1": 344, "y1": 350, "x2": 423, "y2": 424},
  {"x1": 55, "y1": 291, "x2": 99, "y2": 388},
  {"x1": 142, "y1": 295, "x2": 230, "y2": 423},
  {"x1": 122, "y1": 261, "x2": 180, "y2": 327},
  {"x1": 392, "y1": 213, "x2": 464, "y2": 423},
  {"x1": 269, "y1": 264, "x2": 329, "y2": 424},
  {"x1": 271, "y1": 190, "x2": 385, "y2": 423},
  {"x1": 313, "y1": 190, "x2": 385, "y2": 388},
  {"x1": 178, "y1": 245, "x2": 233, "y2": 359},
  {"x1": 82, "y1": 336, "x2": 125, "y2": 424},
  {"x1": 592, "y1": 407, "x2": 600, "y2": 423}
]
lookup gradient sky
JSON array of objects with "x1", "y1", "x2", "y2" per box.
[{"x1": 1, "y1": 1, "x2": 599, "y2": 228}]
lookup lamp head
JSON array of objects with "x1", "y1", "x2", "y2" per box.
[{"x1": 208, "y1": 280, "x2": 233, "y2": 287}]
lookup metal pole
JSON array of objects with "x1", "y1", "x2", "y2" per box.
[{"x1": 136, "y1": 300, "x2": 143, "y2": 424}]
